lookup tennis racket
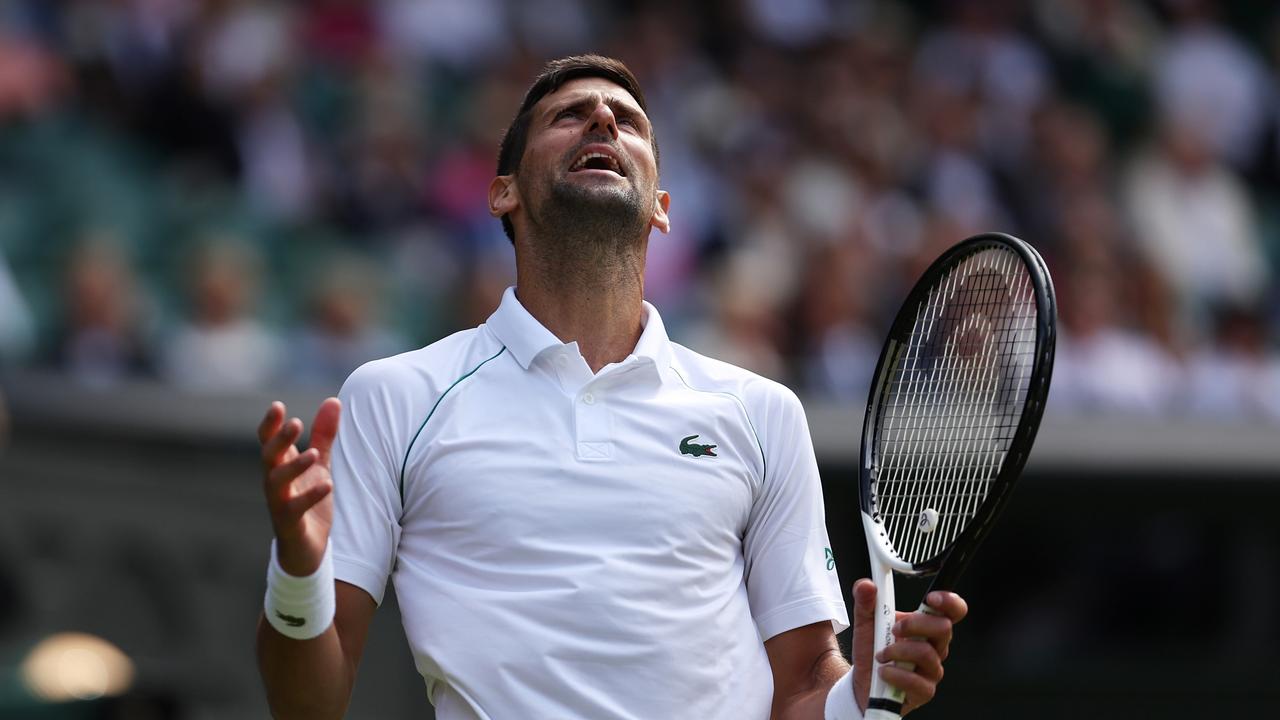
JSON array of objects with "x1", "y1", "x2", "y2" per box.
[{"x1": 860, "y1": 233, "x2": 1056, "y2": 719}]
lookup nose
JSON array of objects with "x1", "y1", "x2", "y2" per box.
[{"x1": 585, "y1": 102, "x2": 618, "y2": 140}]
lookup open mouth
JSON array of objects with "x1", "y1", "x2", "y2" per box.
[{"x1": 569, "y1": 150, "x2": 625, "y2": 177}]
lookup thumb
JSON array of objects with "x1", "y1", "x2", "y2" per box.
[
  {"x1": 850, "y1": 578, "x2": 878, "y2": 711},
  {"x1": 853, "y1": 578, "x2": 877, "y2": 623}
]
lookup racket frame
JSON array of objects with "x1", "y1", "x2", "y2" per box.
[{"x1": 858, "y1": 233, "x2": 1056, "y2": 719}]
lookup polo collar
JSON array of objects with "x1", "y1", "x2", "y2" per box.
[{"x1": 486, "y1": 286, "x2": 674, "y2": 375}]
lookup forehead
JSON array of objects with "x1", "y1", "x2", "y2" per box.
[{"x1": 535, "y1": 76, "x2": 645, "y2": 115}]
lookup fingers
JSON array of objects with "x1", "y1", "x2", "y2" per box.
[
  {"x1": 265, "y1": 447, "x2": 332, "y2": 518},
  {"x1": 878, "y1": 660, "x2": 937, "y2": 713},
  {"x1": 852, "y1": 583, "x2": 967, "y2": 716},
  {"x1": 258, "y1": 401, "x2": 285, "y2": 444},
  {"x1": 283, "y1": 482, "x2": 332, "y2": 524},
  {"x1": 277, "y1": 465, "x2": 333, "y2": 521},
  {"x1": 894, "y1": 607, "x2": 957, "y2": 661},
  {"x1": 925, "y1": 590, "x2": 968, "y2": 624},
  {"x1": 878, "y1": 637, "x2": 943, "y2": 683},
  {"x1": 878, "y1": 630, "x2": 947, "y2": 715},
  {"x1": 308, "y1": 397, "x2": 342, "y2": 467},
  {"x1": 258, "y1": 400, "x2": 339, "y2": 532},
  {"x1": 267, "y1": 447, "x2": 318, "y2": 497},
  {"x1": 262, "y1": 415, "x2": 303, "y2": 469}
]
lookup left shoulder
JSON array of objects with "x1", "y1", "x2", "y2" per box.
[{"x1": 667, "y1": 342, "x2": 806, "y2": 420}]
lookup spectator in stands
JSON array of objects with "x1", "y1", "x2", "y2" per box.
[
  {"x1": 48, "y1": 236, "x2": 155, "y2": 386},
  {"x1": 1185, "y1": 303, "x2": 1280, "y2": 421},
  {"x1": 682, "y1": 249, "x2": 789, "y2": 383},
  {"x1": 1124, "y1": 116, "x2": 1269, "y2": 332},
  {"x1": 912, "y1": 79, "x2": 1011, "y2": 236},
  {"x1": 1154, "y1": 0, "x2": 1272, "y2": 171},
  {"x1": 1053, "y1": 256, "x2": 1183, "y2": 417},
  {"x1": 1020, "y1": 102, "x2": 1114, "y2": 251},
  {"x1": 0, "y1": 0, "x2": 1278, "y2": 425},
  {"x1": 288, "y1": 252, "x2": 404, "y2": 389},
  {"x1": 1029, "y1": 0, "x2": 1160, "y2": 143},
  {"x1": 376, "y1": 0, "x2": 509, "y2": 71},
  {"x1": 913, "y1": 0, "x2": 1051, "y2": 169},
  {"x1": 794, "y1": 244, "x2": 882, "y2": 403},
  {"x1": 160, "y1": 237, "x2": 281, "y2": 392}
]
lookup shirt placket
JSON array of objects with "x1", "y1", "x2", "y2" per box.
[{"x1": 551, "y1": 350, "x2": 614, "y2": 462}]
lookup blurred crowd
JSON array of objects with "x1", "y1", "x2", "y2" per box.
[{"x1": 1, "y1": 0, "x2": 1280, "y2": 420}]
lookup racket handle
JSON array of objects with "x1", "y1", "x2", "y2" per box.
[
  {"x1": 867, "y1": 602, "x2": 943, "y2": 719},
  {"x1": 867, "y1": 556, "x2": 905, "y2": 719}
]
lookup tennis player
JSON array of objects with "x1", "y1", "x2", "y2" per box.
[{"x1": 255, "y1": 55, "x2": 967, "y2": 720}]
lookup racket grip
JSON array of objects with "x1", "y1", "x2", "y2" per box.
[
  {"x1": 867, "y1": 556, "x2": 905, "y2": 719},
  {"x1": 868, "y1": 602, "x2": 943, "y2": 719}
]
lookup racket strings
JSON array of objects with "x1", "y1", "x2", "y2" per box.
[{"x1": 871, "y1": 247, "x2": 1037, "y2": 565}]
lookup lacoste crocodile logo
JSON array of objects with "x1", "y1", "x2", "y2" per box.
[
  {"x1": 275, "y1": 611, "x2": 306, "y2": 628},
  {"x1": 679, "y1": 434, "x2": 717, "y2": 458}
]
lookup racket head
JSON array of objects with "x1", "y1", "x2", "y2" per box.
[{"x1": 858, "y1": 233, "x2": 1056, "y2": 586}]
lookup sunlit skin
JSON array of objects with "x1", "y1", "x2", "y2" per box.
[
  {"x1": 491, "y1": 76, "x2": 669, "y2": 238},
  {"x1": 488, "y1": 77, "x2": 669, "y2": 374},
  {"x1": 255, "y1": 74, "x2": 966, "y2": 720}
]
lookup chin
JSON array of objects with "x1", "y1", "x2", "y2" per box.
[
  {"x1": 538, "y1": 179, "x2": 650, "y2": 241},
  {"x1": 554, "y1": 176, "x2": 640, "y2": 208}
]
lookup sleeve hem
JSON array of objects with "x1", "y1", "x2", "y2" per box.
[
  {"x1": 754, "y1": 595, "x2": 851, "y2": 642},
  {"x1": 334, "y1": 553, "x2": 390, "y2": 606}
]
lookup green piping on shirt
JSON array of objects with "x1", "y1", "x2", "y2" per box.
[{"x1": 399, "y1": 346, "x2": 507, "y2": 505}]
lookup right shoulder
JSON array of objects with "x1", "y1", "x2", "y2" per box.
[{"x1": 339, "y1": 325, "x2": 506, "y2": 401}]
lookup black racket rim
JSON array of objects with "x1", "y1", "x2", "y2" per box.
[{"x1": 857, "y1": 232, "x2": 1057, "y2": 586}]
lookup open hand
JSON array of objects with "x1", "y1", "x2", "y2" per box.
[{"x1": 258, "y1": 398, "x2": 341, "y2": 575}]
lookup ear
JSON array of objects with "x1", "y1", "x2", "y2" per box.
[
  {"x1": 489, "y1": 175, "x2": 520, "y2": 218},
  {"x1": 650, "y1": 190, "x2": 671, "y2": 234}
]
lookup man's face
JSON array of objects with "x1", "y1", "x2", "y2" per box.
[{"x1": 491, "y1": 76, "x2": 669, "y2": 242}]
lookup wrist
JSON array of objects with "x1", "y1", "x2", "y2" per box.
[
  {"x1": 264, "y1": 539, "x2": 335, "y2": 640},
  {"x1": 274, "y1": 535, "x2": 323, "y2": 577},
  {"x1": 825, "y1": 668, "x2": 863, "y2": 720}
]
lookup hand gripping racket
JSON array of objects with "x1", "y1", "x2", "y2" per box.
[{"x1": 860, "y1": 233, "x2": 1056, "y2": 719}]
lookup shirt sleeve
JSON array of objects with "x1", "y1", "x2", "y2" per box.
[
  {"x1": 742, "y1": 383, "x2": 850, "y2": 641},
  {"x1": 330, "y1": 361, "x2": 405, "y2": 606}
]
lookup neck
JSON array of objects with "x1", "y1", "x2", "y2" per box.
[{"x1": 515, "y1": 231, "x2": 648, "y2": 373}]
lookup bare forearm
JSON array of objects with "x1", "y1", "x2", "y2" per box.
[
  {"x1": 256, "y1": 615, "x2": 354, "y2": 720},
  {"x1": 783, "y1": 650, "x2": 855, "y2": 717},
  {"x1": 772, "y1": 648, "x2": 851, "y2": 720}
]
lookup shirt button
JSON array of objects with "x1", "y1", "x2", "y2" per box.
[
  {"x1": 557, "y1": 355, "x2": 569, "y2": 366},
  {"x1": 582, "y1": 392, "x2": 596, "y2": 405}
]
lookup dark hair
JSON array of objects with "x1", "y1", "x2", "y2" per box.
[{"x1": 495, "y1": 55, "x2": 658, "y2": 242}]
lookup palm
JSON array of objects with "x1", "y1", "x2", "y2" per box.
[{"x1": 287, "y1": 452, "x2": 334, "y2": 548}]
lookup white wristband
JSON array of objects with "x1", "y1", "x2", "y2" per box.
[
  {"x1": 825, "y1": 668, "x2": 863, "y2": 720},
  {"x1": 264, "y1": 540, "x2": 335, "y2": 640}
]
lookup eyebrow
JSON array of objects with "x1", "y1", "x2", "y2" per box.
[{"x1": 545, "y1": 92, "x2": 649, "y2": 132}]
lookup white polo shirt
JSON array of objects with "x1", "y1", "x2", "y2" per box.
[{"x1": 330, "y1": 287, "x2": 848, "y2": 720}]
